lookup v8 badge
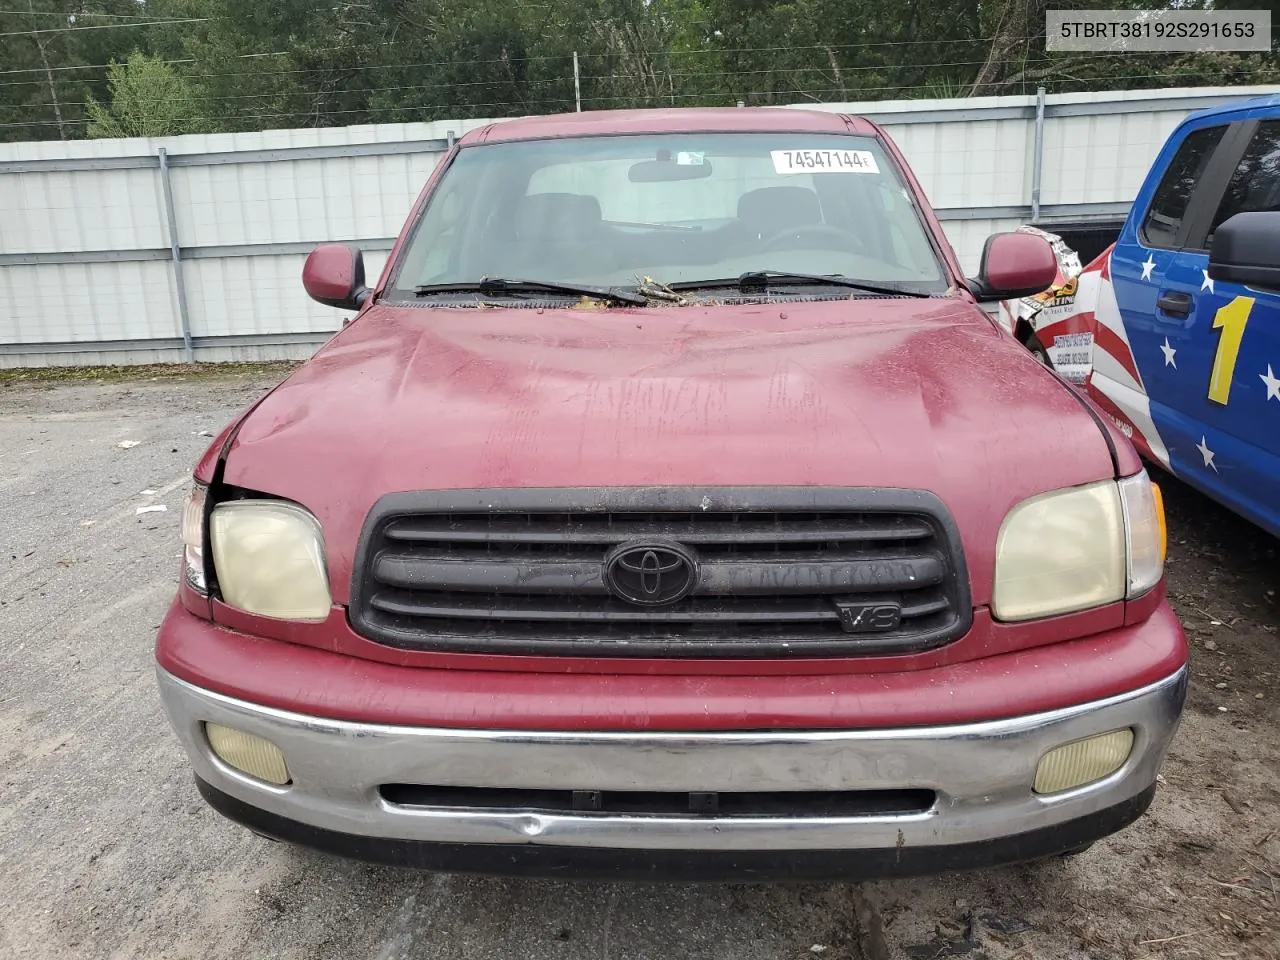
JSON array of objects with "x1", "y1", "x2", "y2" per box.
[{"x1": 833, "y1": 601, "x2": 901, "y2": 633}]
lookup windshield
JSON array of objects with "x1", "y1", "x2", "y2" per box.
[{"x1": 388, "y1": 132, "x2": 950, "y2": 299}]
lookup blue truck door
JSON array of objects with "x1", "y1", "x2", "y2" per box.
[
  {"x1": 1110, "y1": 113, "x2": 1280, "y2": 536},
  {"x1": 1194, "y1": 119, "x2": 1280, "y2": 535}
]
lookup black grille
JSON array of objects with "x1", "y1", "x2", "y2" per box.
[{"x1": 348, "y1": 487, "x2": 971, "y2": 658}]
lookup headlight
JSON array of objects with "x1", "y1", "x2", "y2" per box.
[
  {"x1": 993, "y1": 472, "x2": 1166, "y2": 621},
  {"x1": 182, "y1": 482, "x2": 208, "y2": 593},
  {"x1": 210, "y1": 499, "x2": 331, "y2": 621}
]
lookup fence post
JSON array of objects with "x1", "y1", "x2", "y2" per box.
[
  {"x1": 573, "y1": 51, "x2": 582, "y2": 112},
  {"x1": 1031, "y1": 86, "x2": 1046, "y2": 223},
  {"x1": 157, "y1": 147, "x2": 194, "y2": 363}
]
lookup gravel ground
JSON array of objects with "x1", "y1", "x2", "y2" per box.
[{"x1": 0, "y1": 367, "x2": 1276, "y2": 960}]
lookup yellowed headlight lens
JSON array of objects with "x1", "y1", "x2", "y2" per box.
[
  {"x1": 210, "y1": 499, "x2": 331, "y2": 621},
  {"x1": 1034, "y1": 729, "x2": 1134, "y2": 794},
  {"x1": 993, "y1": 480, "x2": 1126, "y2": 621},
  {"x1": 205, "y1": 723, "x2": 290, "y2": 785}
]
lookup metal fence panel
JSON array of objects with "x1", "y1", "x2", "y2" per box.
[
  {"x1": 1039, "y1": 106, "x2": 1193, "y2": 207},
  {"x1": 880, "y1": 116, "x2": 1035, "y2": 211},
  {"x1": 184, "y1": 250, "x2": 391, "y2": 338},
  {"x1": 0, "y1": 166, "x2": 166, "y2": 256},
  {"x1": 1, "y1": 261, "x2": 178, "y2": 344},
  {"x1": 170, "y1": 152, "x2": 441, "y2": 249},
  {"x1": 2, "y1": 87, "x2": 1278, "y2": 368}
]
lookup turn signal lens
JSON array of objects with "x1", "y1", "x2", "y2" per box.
[
  {"x1": 182, "y1": 483, "x2": 208, "y2": 593},
  {"x1": 205, "y1": 723, "x2": 290, "y2": 785},
  {"x1": 1118, "y1": 472, "x2": 1165, "y2": 597},
  {"x1": 1151, "y1": 482, "x2": 1167, "y2": 565},
  {"x1": 1033, "y1": 729, "x2": 1134, "y2": 795}
]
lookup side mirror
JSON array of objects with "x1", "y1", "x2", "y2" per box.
[
  {"x1": 1209, "y1": 211, "x2": 1280, "y2": 290},
  {"x1": 303, "y1": 243, "x2": 371, "y2": 311},
  {"x1": 967, "y1": 232, "x2": 1059, "y2": 301}
]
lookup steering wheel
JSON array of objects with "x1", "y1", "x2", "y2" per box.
[{"x1": 762, "y1": 223, "x2": 865, "y2": 253}]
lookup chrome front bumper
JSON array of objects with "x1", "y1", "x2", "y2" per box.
[{"x1": 157, "y1": 666, "x2": 1186, "y2": 855}]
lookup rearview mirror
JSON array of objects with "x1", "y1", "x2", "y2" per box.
[
  {"x1": 967, "y1": 232, "x2": 1058, "y2": 301},
  {"x1": 303, "y1": 243, "x2": 371, "y2": 311},
  {"x1": 628, "y1": 154, "x2": 714, "y2": 182},
  {"x1": 1209, "y1": 211, "x2": 1280, "y2": 291}
]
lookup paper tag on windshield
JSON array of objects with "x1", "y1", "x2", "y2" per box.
[
  {"x1": 771, "y1": 149, "x2": 878, "y2": 174},
  {"x1": 676, "y1": 151, "x2": 705, "y2": 166}
]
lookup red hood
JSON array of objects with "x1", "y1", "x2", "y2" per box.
[{"x1": 221, "y1": 297, "x2": 1116, "y2": 605}]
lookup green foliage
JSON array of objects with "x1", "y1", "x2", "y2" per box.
[
  {"x1": 85, "y1": 52, "x2": 209, "y2": 137},
  {"x1": 0, "y1": 0, "x2": 1276, "y2": 142},
  {"x1": 0, "y1": 0, "x2": 159, "y2": 140}
]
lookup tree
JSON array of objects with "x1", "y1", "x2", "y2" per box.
[
  {"x1": 0, "y1": 1, "x2": 99, "y2": 141},
  {"x1": 1, "y1": 0, "x2": 1276, "y2": 143},
  {"x1": 0, "y1": 0, "x2": 206, "y2": 141},
  {"x1": 85, "y1": 52, "x2": 209, "y2": 137},
  {"x1": 142, "y1": 0, "x2": 389, "y2": 131}
]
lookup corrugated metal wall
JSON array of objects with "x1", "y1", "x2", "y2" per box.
[
  {"x1": 1, "y1": 85, "x2": 1276, "y2": 368},
  {"x1": 0, "y1": 118, "x2": 494, "y2": 367}
]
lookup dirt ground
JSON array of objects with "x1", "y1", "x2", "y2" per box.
[{"x1": 0, "y1": 366, "x2": 1276, "y2": 960}]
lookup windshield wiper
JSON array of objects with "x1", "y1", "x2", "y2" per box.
[
  {"x1": 414, "y1": 278, "x2": 646, "y2": 306},
  {"x1": 668, "y1": 271, "x2": 932, "y2": 298}
]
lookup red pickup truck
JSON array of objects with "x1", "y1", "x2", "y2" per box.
[{"x1": 155, "y1": 106, "x2": 1188, "y2": 880}]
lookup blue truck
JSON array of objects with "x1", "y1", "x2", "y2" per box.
[{"x1": 1004, "y1": 94, "x2": 1280, "y2": 538}]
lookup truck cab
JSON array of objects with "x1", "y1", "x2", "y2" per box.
[{"x1": 1016, "y1": 94, "x2": 1280, "y2": 538}]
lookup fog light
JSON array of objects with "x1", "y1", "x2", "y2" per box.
[
  {"x1": 1033, "y1": 729, "x2": 1134, "y2": 795},
  {"x1": 205, "y1": 723, "x2": 290, "y2": 785}
]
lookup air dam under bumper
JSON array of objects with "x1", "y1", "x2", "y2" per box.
[{"x1": 157, "y1": 666, "x2": 1187, "y2": 880}]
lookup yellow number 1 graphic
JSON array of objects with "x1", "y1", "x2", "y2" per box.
[{"x1": 1207, "y1": 296, "x2": 1254, "y2": 406}]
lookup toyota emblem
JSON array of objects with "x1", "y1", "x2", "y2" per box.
[{"x1": 603, "y1": 539, "x2": 699, "y2": 606}]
